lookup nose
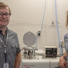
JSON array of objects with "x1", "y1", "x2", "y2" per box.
[{"x1": 2, "y1": 15, "x2": 7, "y2": 18}]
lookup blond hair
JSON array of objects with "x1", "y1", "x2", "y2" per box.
[{"x1": 0, "y1": 2, "x2": 11, "y2": 15}]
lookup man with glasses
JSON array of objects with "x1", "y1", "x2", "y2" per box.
[{"x1": 0, "y1": 2, "x2": 21, "y2": 68}]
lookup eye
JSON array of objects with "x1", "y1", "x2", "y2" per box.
[
  {"x1": 0, "y1": 13, "x2": 10, "y2": 15},
  {"x1": 0, "y1": 13, "x2": 10, "y2": 17},
  {"x1": 0, "y1": 13, "x2": 3, "y2": 15},
  {"x1": 4, "y1": 13, "x2": 9, "y2": 15}
]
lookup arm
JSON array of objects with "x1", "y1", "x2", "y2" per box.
[
  {"x1": 14, "y1": 52, "x2": 21, "y2": 68},
  {"x1": 59, "y1": 51, "x2": 67, "y2": 68}
]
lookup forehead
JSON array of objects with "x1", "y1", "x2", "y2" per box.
[{"x1": 0, "y1": 7, "x2": 9, "y2": 13}]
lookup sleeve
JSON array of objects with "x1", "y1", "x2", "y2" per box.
[{"x1": 15, "y1": 34, "x2": 21, "y2": 53}]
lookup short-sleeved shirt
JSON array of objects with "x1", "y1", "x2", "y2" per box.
[{"x1": 0, "y1": 29, "x2": 21, "y2": 68}]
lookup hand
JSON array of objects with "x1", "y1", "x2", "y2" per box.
[
  {"x1": 59, "y1": 56, "x2": 67, "y2": 68},
  {"x1": 59, "y1": 61, "x2": 67, "y2": 68}
]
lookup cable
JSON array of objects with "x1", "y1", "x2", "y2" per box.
[
  {"x1": 55, "y1": 0, "x2": 63, "y2": 56},
  {"x1": 35, "y1": 0, "x2": 46, "y2": 49},
  {"x1": 41, "y1": 0, "x2": 46, "y2": 32}
]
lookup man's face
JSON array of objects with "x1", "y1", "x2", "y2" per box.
[{"x1": 0, "y1": 7, "x2": 10, "y2": 28}]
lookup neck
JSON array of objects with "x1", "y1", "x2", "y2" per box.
[{"x1": 0, "y1": 27, "x2": 7, "y2": 35}]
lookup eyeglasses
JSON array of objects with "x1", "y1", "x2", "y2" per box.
[{"x1": 0, "y1": 13, "x2": 11, "y2": 17}]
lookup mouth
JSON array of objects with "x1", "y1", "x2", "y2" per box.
[{"x1": 0, "y1": 19, "x2": 7, "y2": 22}]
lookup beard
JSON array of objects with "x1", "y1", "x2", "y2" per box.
[
  {"x1": 0, "y1": 19, "x2": 9, "y2": 28},
  {"x1": 0, "y1": 24, "x2": 7, "y2": 29},
  {"x1": 0, "y1": 21, "x2": 9, "y2": 29}
]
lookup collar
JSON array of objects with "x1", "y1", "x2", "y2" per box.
[{"x1": 0, "y1": 27, "x2": 8, "y2": 35}]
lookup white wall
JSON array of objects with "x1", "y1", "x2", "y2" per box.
[{"x1": 0, "y1": 0, "x2": 68, "y2": 53}]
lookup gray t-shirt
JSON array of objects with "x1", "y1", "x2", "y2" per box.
[{"x1": 0, "y1": 29, "x2": 21, "y2": 68}]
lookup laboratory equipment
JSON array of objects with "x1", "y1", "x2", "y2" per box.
[
  {"x1": 45, "y1": 46, "x2": 57, "y2": 57},
  {"x1": 22, "y1": 57, "x2": 59, "y2": 68},
  {"x1": 23, "y1": 31, "x2": 37, "y2": 59}
]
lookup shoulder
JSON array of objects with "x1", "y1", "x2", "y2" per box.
[
  {"x1": 7, "y1": 29, "x2": 17, "y2": 35},
  {"x1": 64, "y1": 33, "x2": 68, "y2": 38}
]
